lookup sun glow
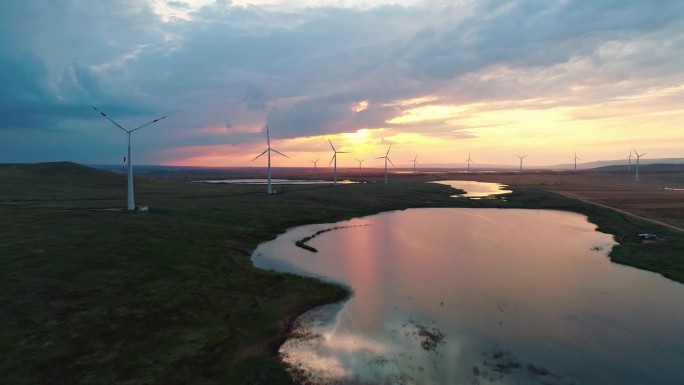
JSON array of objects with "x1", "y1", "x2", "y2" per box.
[
  {"x1": 384, "y1": 96, "x2": 440, "y2": 107},
  {"x1": 165, "y1": 81, "x2": 684, "y2": 168}
]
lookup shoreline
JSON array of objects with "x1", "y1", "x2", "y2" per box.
[
  {"x1": 263, "y1": 188, "x2": 684, "y2": 383},
  {"x1": 262, "y1": 200, "x2": 681, "y2": 384}
]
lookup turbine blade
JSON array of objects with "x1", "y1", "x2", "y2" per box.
[
  {"x1": 329, "y1": 154, "x2": 336, "y2": 166},
  {"x1": 386, "y1": 145, "x2": 391, "y2": 156},
  {"x1": 338, "y1": 151, "x2": 350, "y2": 154},
  {"x1": 93, "y1": 107, "x2": 128, "y2": 132},
  {"x1": 131, "y1": 115, "x2": 167, "y2": 132},
  {"x1": 387, "y1": 157, "x2": 395, "y2": 166},
  {"x1": 252, "y1": 149, "x2": 268, "y2": 161},
  {"x1": 272, "y1": 149, "x2": 289, "y2": 158},
  {"x1": 328, "y1": 139, "x2": 336, "y2": 151},
  {"x1": 266, "y1": 125, "x2": 271, "y2": 147}
]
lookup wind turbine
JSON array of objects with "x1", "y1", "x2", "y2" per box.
[
  {"x1": 328, "y1": 140, "x2": 348, "y2": 185},
  {"x1": 573, "y1": 151, "x2": 581, "y2": 172},
  {"x1": 377, "y1": 145, "x2": 394, "y2": 184},
  {"x1": 92, "y1": 107, "x2": 166, "y2": 211},
  {"x1": 517, "y1": 154, "x2": 527, "y2": 172},
  {"x1": 633, "y1": 149, "x2": 646, "y2": 181},
  {"x1": 465, "y1": 153, "x2": 473, "y2": 174},
  {"x1": 627, "y1": 149, "x2": 634, "y2": 172},
  {"x1": 355, "y1": 158, "x2": 366, "y2": 178},
  {"x1": 410, "y1": 155, "x2": 418, "y2": 174},
  {"x1": 309, "y1": 158, "x2": 320, "y2": 179},
  {"x1": 252, "y1": 125, "x2": 288, "y2": 194}
]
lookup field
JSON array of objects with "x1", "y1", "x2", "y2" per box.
[{"x1": 1, "y1": 162, "x2": 683, "y2": 384}]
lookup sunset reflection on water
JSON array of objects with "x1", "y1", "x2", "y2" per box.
[
  {"x1": 434, "y1": 180, "x2": 512, "y2": 198},
  {"x1": 252, "y1": 208, "x2": 684, "y2": 384}
]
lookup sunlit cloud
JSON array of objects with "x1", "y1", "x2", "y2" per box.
[
  {"x1": 388, "y1": 104, "x2": 473, "y2": 125},
  {"x1": 351, "y1": 100, "x2": 369, "y2": 112},
  {"x1": 384, "y1": 96, "x2": 440, "y2": 108}
]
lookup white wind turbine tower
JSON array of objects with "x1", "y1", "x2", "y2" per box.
[
  {"x1": 355, "y1": 158, "x2": 366, "y2": 178},
  {"x1": 517, "y1": 154, "x2": 527, "y2": 172},
  {"x1": 92, "y1": 107, "x2": 166, "y2": 211},
  {"x1": 377, "y1": 145, "x2": 394, "y2": 184},
  {"x1": 309, "y1": 158, "x2": 320, "y2": 179},
  {"x1": 627, "y1": 149, "x2": 634, "y2": 172},
  {"x1": 252, "y1": 125, "x2": 289, "y2": 194},
  {"x1": 633, "y1": 149, "x2": 646, "y2": 181},
  {"x1": 573, "y1": 151, "x2": 581, "y2": 172},
  {"x1": 410, "y1": 155, "x2": 418, "y2": 174},
  {"x1": 465, "y1": 153, "x2": 473, "y2": 174},
  {"x1": 328, "y1": 140, "x2": 348, "y2": 185}
]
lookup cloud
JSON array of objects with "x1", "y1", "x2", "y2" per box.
[
  {"x1": 1, "y1": 0, "x2": 683, "y2": 164},
  {"x1": 167, "y1": 1, "x2": 191, "y2": 10}
]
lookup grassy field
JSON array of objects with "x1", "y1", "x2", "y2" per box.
[{"x1": 1, "y1": 162, "x2": 683, "y2": 384}]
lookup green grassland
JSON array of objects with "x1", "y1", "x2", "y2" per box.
[{"x1": 1, "y1": 162, "x2": 682, "y2": 384}]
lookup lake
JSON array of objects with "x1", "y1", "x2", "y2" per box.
[{"x1": 252, "y1": 208, "x2": 684, "y2": 384}]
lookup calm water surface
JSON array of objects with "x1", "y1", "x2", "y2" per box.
[
  {"x1": 435, "y1": 180, "x2": 512, "y2": 198},
  {"x1": 252, "y1": 208, "x2": 684, "y2": 384}
]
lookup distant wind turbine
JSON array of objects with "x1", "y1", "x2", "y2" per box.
[
  {"x1": 410, "y1": 155, "x2": 418, "y2": 174},
  {"x1": 355, "y1": 158, "x2": 366, "y2": 178},
  {"x1": 573, "y1": 152, "x2": 581, "y2": 172},
  {"x1": 329, "y1": 140, "x2": 348, "y2": 185},
  {"x1": 92, "y1": 106, "x2": 166, "y2": 210},
  {"x1": 627, "y1": 149, "x2": 634, "y2": 172},
  {"x1": 377, "y1": 145, "x2": 394, "y2": 184},
  {"x1": 309, "y1": 158, "x2": 320, "y2": 179},
  {"x1": 465, "y1": 153, "x2": 473, "y2": 174},
  {"x1": 517, "y1": 154, "x2": 527, "y2": 172},
  {"x1": 633, "y1": 149, "x2": 646, "y2": 181},
  {"x1": 252, "y1": 125, "x2": 288, "y2": 194}
]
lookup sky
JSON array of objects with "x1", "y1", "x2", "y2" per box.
[{"x1": 1, "y1": 0, "x2": 683, "y2": 168}]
